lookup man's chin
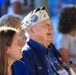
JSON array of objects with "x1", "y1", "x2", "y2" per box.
[{"x1": 48, "y1": 39, "x2": 53, "y2": 43}]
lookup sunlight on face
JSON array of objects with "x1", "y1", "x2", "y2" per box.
[
  {"x1": 7, "y1": 33, "x2": 23, "y2": 61},
  {"x1": 32, "y1": 19, "x2": 54, "y2": 46}
]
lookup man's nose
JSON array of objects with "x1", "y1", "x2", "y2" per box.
[{"x1": 49, "y1": 24, "x2": 54, "y2": 30}]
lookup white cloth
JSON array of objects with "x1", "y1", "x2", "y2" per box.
[
  {"x1": 10, "y1": 0, "x2": 23, "y2": 4},
  {"x1": 56, "y1": 33, "x2": 76, "y2": 72},
  {"x1": 57, "y1": 68, "x2": 69, "y2": 75},
  {"x1": 56, "y1": 33, "x2": 76, "y2": 64},
  {"x1": 7, "y1": 6, "x2": 27, "y2": 19},
  {"x1": 7, "y1": 0, "x2": 29, "y2": 19},
  {"x1": 70, "y1": 67, "x2": 76, "y2": 75}
]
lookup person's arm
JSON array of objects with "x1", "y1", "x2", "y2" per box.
[
  {"x1": 59, "y1": 48, "x2": 69, "y2": 63},
  {"x1": 59, "y1": 48, "x2": 76, "y2": 68},
  {"x1": 12, "y1": 2, "x2": 34, "y2": 14}
]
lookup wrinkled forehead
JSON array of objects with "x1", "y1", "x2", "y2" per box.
[
  {"x1": 37, "y1": 18, "x2": 52, "y2": 25},
  {"x1": 31, "y1": 19, "x2": 52, "y2": 30}
]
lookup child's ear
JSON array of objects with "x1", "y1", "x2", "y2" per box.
[{"x1": 6, "y1": 47, "x2": 10, "y2": 54}]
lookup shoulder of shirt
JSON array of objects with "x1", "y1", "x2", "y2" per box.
[{"x1": 13, "y1": 60, "x2": 25, "y2": 67}]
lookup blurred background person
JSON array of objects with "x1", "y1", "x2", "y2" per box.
[
  {"x1": 55, "y1": 5, "x2": 76, "y2": 72},
  {"x1": 0, "y1": 0, "x2": 6, "y2": 17},
  {"x1": 7, "y1": 0, "x2": 34, "y2": 19},
  {"x1": 48, "y1": 0, "x2": 76, "y2": 44}
]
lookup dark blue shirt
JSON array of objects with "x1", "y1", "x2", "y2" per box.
[
  {"x1": 12, "y1": 60, "x2": 30, "y2": 75},
  {"x1": 21, "y1": 38, "x2": 65, "y2": 75}
]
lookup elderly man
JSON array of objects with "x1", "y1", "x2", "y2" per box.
[{"x1": 21, "y1": 7, "x2": 69, "y2": 75}]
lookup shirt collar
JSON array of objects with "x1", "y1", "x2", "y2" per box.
[{"x1": 27, "y1": 38, "x2": 47, "y2": 56}]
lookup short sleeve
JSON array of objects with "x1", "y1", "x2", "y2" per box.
[{"x1": 56, "y1": 34, "x2": 70, "y2": 50}]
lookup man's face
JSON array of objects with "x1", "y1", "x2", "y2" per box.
[{"x1": 32, "y1": 19, "x2": 54, "y2": 45}]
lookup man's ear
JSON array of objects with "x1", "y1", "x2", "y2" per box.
[{"x1": 28, "y1": 26, "x2": 35, "y2": 33}]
